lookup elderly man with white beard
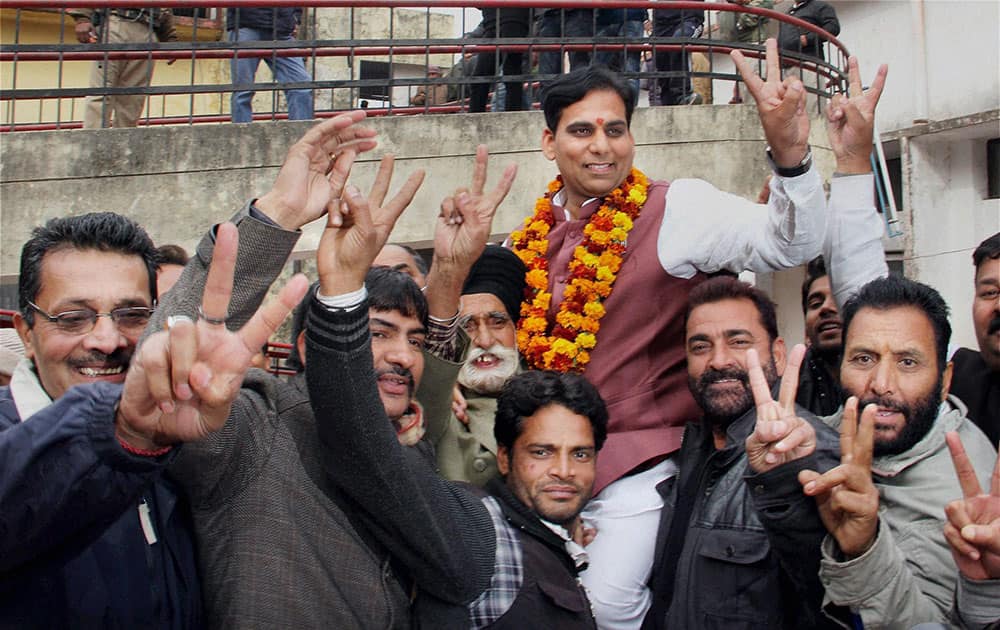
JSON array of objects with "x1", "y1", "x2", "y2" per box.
[{"x1": 423, "y1": 245, "x2": 526, "y2": 486}]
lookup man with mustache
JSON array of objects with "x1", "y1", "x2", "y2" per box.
[
  {"x1": 148, "y1": 113, "x2": 522, "y2": 627},
  {"x1": 1, "y1": 212, "x2": 201, "y2": 628},
  {"x1": 797, "y1": 256, "x2": 846, "y2": 415},
  {"x1": 1, "y1": 213, "x2": 302, "y2": 627},
  {"x1": 305, "y1": 179, "x2": 608, "y2": 623},
  {"x1": 800, "y1": 275, "x2": 997, "y2": 628},
  {"x1": 950, "y1": 232, "x2": 1000, "y2": 446},
  {"x1": 644, "y1": 276, "x2": 840, "y2": 628},
  {"x1": 425, "y1": 244, "x2": 526, "y2": 486}
]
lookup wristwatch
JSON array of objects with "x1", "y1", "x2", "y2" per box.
[{"x1": 766, "y1": 145, "x2": 813, "y2": 178}]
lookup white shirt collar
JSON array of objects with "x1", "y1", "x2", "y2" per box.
[
  {"x1": 550, "y1": 189, "x2": 601, "y2": 221},
  {"x1": 540, "y1": 518, "x2": 590, "y2": 569},
  {"x1": 10, "y1": 358, "x2": 53, "y2": 421}
]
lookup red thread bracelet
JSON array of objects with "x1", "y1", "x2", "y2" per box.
[{"x1": 118, "y1": 436, "x2": 172, "y2": 458}]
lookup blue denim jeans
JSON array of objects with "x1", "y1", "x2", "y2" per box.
[
  {"x1": 594, "y1": 20, "x2": 644, "y2": 94},
  {"x1": 229, "y1": 27, "x2": 313, "y2": 123}
]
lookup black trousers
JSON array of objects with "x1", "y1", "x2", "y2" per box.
[{"x1": 470, "y1": 8, "x2": 530, "y2": 113}]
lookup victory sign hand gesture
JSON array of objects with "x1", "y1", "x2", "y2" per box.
[
  {"x1": 316, "y1": 153, "x2": 425, "y2": 296},
  {"x1": 732, "y1": 38, "x2": 810, "y2": 169},
  {"x1": 826, "y1": 56, "x2": 888, "y2": 175},
  {"x1": 944, "y1": 431, "x2": 1000, "y2": 580},
  {"x1": 799, "y1": 398, "x2": 881, "y2": 558},
  {"x1": 745, "y1": 344, "x2": 818, "y2": 473},
  {"x1": 116, "y1": 223, "x2": 308, "y2": 451}
]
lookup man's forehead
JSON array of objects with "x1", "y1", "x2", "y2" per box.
[
  {"x1": 369, "y1": 307, "x2": 425, "y2": 333},
  {"x1": 974, "y1": 256, "x2": 1000, "y2": 284},
  {"x1": 686, "y1": 298, "x2": 765, "y2": 336},
  {"x1": 557, "y1": 89, "x2": 628, "y2": 128},
  {"x1": 845, "y1": 306, "x2": 936, "y2": 349},
  {"x1": 38, "y1": 247, "x2": 151, "y2": 304},
  {"x1": 460, "y1": 292, "x2": 508, "y2": 317}
]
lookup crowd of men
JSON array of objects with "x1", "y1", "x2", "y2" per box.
[
  {"x1": 71, "y1": 1, "x2": 843, "y2": 125},
  {"x1": 2, "y1": 36, "x2": 998, "y2": 630}
]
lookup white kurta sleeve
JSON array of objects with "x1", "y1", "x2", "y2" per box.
[{"x1": 657, "y1": 165, "x2": 826, "y2": 278}]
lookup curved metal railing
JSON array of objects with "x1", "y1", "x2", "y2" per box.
[{"x1": 0, "y1": 1, "x2": 850, "y2": 131}]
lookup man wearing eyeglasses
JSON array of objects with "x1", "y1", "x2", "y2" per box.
[
  {"x1": 1, "y1": 212, "x2": 202, "y2": 628},
  {"x1": 425, "y1": 245, "x2": 526, "y2": 487}
]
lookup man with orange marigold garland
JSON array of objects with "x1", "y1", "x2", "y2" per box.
[{"x1": 508, "y1": 39, "x2": 887, "y2": 628}]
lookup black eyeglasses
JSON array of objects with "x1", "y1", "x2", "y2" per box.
[{"x1": 27, "y1": 300, "x2": 154, "y2": 335}]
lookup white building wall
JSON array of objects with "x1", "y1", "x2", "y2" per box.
[{"x1": 829, "y1": 0, "x2": 1000, "y2": 351}]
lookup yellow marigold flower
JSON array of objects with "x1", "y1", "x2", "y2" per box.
[
  {"x1": 556, "y1": 310, "x2": 583, "y2": 330},
  {"x1": 609, "y1": 228, "x2": 628, "y2": 242},
  {"x1": 612, "y1": 214, "x2": 633, "y2": 230},
  {"x1": 589, "y1": 231, "x2": 610, "y2": 247},
  {"x1": 515, "y1": 248, "x2": 535, "y2": 265},
  {"x1": 522, "y1": 316, "x2": 548, "y2": 333},
  {"x1": 536, "y1": 292, "x2": 551, "y2": 310},
  {"x1": 627, "y1": 187, "x2": 646, "y2": 206},
  {"x1": 528, "y1": 239, "x2": 548, "y2": 254},
  {"x1": 580, "y1": 317, "x2": 600, "y2": 333},
  {"x1": 552, "y1": 338, "x2": 578, "y2": 358},
  {"x1": 530, "y1": 220, "x2": 551, "y2": 235},
  {"x1": 582, "y1": 253, "x2": 600, "y2": 268},
  {"x1": 583, "y1": 302, "x2": 605, "y2": 318},
  {"x1": 596, "y1": 266, "x2": 615, "y2": 282},
  {"x1": 576, "y1": 350, "x2": 591, "y2": 366},
  {"x1": 594, "y1": 281, "x2": 613, "y2": 297},
  {"x1": 576, "y1": 332, "x2": 597, "y2": 349},
  {"x1": 526, "y1": 269, "x2": 548, "y2": 290}
]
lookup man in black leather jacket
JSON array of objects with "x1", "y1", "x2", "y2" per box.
[{"x1": 644, "y1": 276, "x2": 840, "y2": 629}]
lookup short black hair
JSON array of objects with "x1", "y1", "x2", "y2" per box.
[
  {"x1": 841, "y1": 275, "x2": 951, "y2": 372},
  {"x1": 18, "y1": 212, "x2": 159, "y2": 326},
  {"x1": 367, "y1": 266, "x2": 428, "y2": 325},
  {"x1": 399, "y1": 244, "x2": 429, "y2": 276},
  {"x1": 540, "y1": 65, "x2": 637, "y2": 133},
  {"x1": 494, "y1": 371, "x2": 609, "y2": 453},
  {"x1": 288, "y1": 269, "x2": 428, "y2": 373},
  {"x1": 801, "y1": 255, "x2": 828, "y2": 314},
  {"x1": 686, "y1": 276, "x2": 780, "y2": 343},
  {"x1": 972, "y1": 232, "x2": 1000, "y2": 269},
  {"x1": 156, "y1": 244, "x2": 189, "y2": 267}
]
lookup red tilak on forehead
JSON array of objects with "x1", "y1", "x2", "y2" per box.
[{"x1": 596, "y1": 117, "x2": 605, "y2": 126}]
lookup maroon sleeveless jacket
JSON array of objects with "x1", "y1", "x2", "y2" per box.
[{"x1": 543, "y1": 181, "x2": 706, "y2": 493}]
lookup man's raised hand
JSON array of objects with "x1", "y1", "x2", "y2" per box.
[
  {"x1": 943, "y1": 431, "x2": 1000, "y2": 580},
  {"x1": 745, "y1": 345, "x2": 818, "y2": 473},
  {"x1": 424, "y1": 145, "x2": 517, "y2": 318},
  {"x1": 255, "y1": 111, "x2": 379, "y2": 231},
  {"x1": 732, "y1": 38, "x2": 810, "y2": 169},
  {"x1": 316, "y1": 154, "x2": 425, "y2": 296},
  {"x1": 799, "y1": 398, "x2": 881, "y2": 558},
  {"x1": 826, "y1": 56, "x2": 887, "y2": 175},
  {"x1": 433, "y1": 145, "x2": 518, "y2": 269},
  {"x1": 116, "y1": 223, "x2": 309, "y2": 450}
]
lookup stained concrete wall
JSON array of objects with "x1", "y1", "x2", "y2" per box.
[{"x1": 1, "y1": 105, "x2": 837, "y2": 344}]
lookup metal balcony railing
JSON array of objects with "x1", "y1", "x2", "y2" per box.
[{"x1": 0, "y1": 1, "x2": 850, "y2": 131}]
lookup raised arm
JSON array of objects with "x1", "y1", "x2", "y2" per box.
[
  {"x1": 823, "y1": 57, "x2": 889, "y2": 311},
  {"x1": 1, "y1": 225, "x2": 306, "y2": 574},
  {"x1": 306, "y1": 159, "x2": 496, "y2": 604}
]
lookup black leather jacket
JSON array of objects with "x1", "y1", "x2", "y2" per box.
[{"x1": 644, "y1": 393, "x2": 840, "y2": 629}]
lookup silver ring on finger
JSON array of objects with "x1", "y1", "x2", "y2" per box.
[{"x1": 197, "y1": 306, "x2": 229, "y2": 326}]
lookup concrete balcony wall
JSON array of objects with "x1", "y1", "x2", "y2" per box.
[{"x1": 1, "y1": 105, "x2": 838, "y2": 344}]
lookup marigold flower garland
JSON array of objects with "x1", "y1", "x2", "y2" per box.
[{"x1": 510, "y1": 168, "x2": 649, "y2": 372}]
